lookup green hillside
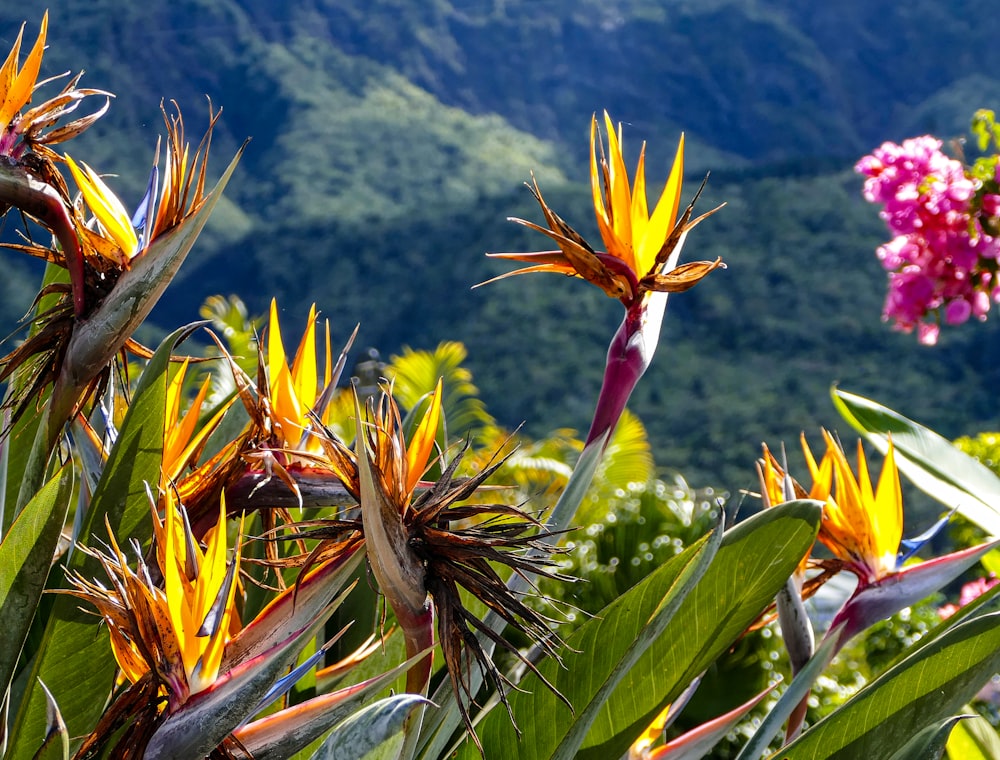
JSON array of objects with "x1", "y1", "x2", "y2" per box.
[{"x1": 3, "y1": 0, "x2": 1000, "y2": 493}]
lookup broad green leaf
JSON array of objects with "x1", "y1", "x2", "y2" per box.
[
  {"x1": 309, "y1": 695, "x2": 430, "y2": 760},
  {"x1": 577, "y1": 500, "x2": 820, "y2": 759},
  {"x1": 982, "y1": 550, "x2": 1000, "y2": 577},
  {"x1": 31, "y1": 680, "x2": 68, "y2": 760},
  {"x1": 461, "y1": 500, "x2": 821, "y2": 760},
  {"x1": 946, "y1": 712, "x2": 1000, "y2": 760},
  {"x1": 1, "y1": 263, "x2": 68, "y2": 533},
  {"x1": 0, "y1": 465, "x2": 72, "y2": 702},
  {"x1": 780, "y1": 611, "x2": 1000, "y2": 759},
  {"x1": 832, "y1": 388, "x2": 1000, "y2": 535},
  {"x1": 453, "y1": 518, "x2": 716, "y2": 760},
  {"x1": 7, "y1": 326, "x2": 190, "y2": 759},
  {"x1": 886, "y1": 716, "x2": 965, "y2": 760},
  {"x1": 549, "y1": 521, "x2": 722, "y2": 760}
]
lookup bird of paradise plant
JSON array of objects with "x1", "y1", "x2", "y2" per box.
[
  {"x1": 744, "y1": 431, "x2": 1000, "y2": 752},
  {"x1": 59, "y1": 491, "x2": 245, "y2": 754},
  {"x1": 798, "y1": 432, "x2": 997, "y2": 644},
  {"x1": 0, "y1": 101, "x2": 244, "y2": 515},
  {"x1": 59, "y1": 486, "x2": 384, "y2": 760},
  {"x1": 762, "y1": 432, "x2": 1000, "y2": 645},
  {"x1": 484, "y1": 112, "x2": 723, "y2": 448},
  {"x1": 235, "y1": 299, "x2": 356, "y2": 499},
  {"x1": 267, "y1": 379, "x2": 572, "y2": 752},
  {"x1": 199, "y1": 306, "x2": 572, "y2": 750},
  {"x1": 0, "y1": 13, "x2": 110, "y2": 163},
  {"x1": 8, "y1": 14, "x2": 1000, "y2": 760}
]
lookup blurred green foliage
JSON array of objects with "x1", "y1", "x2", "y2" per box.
[{"x1": 955, "y1": 432, "x2": 1000, "y2": 478}]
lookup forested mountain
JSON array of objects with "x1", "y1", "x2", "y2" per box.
[{"x1": 3, "y1": 0, "x2": 1000, "y2": 490}]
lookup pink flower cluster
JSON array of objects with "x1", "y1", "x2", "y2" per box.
[
  {"x1": 938, "y1": 574, "x2": 999, "y2": 619},
  {"x1": 857, "y1": 137, "x2": 1000, "y2": 344}
]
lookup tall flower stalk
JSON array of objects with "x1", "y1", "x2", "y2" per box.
[{"x1": 485, "y1": 112, "x2": 723, "y2": 450}]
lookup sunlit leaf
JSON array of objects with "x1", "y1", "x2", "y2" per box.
[
  {"x1": 309, "y1": 695, "x2": 431, "y2": 760},
  {"x1": 946, "y1": 712, "x2": 1000, "y2": 760},
  {"x1": 459, "y1": 500, "x2": 821, "y2": 760},
  {"x1": 779, "y1": 611, "x2": 1000, "y2": 759},
  {"x1": 7, "y1": 326, "x2": 187, "y2": 759},
  {"x1": 833, "y1": 388, "x2": 1000, "y2": 535},
  {"x1": 0, "y1": 465, "x2": 72, "y2": 703}
]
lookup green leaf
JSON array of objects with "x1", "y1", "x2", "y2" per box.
[
  {"x1": 309, "y1": 695, "x2": 430, "y2": 760},
  {"x1": 0, "y1": 465, "x2": 72, "y2": 703},
  {"x1": 780, "y1": 611, "x2": 1000, "y2": 759},
  {"x1": 946, "y1": 712, "x2": 1000, "y2": 760},
  {"x1": 735, "y1": 625, "x2": 844, "y2": 760},
  {"x1": 1, "y1": 263, "x2": 69, "y2": 533},
  {"x1": 590, "y1": 408, "x2": 654, "y2": 502},
  {"x1": 885, "y1": 716, "x2": 965, "y2": 760},
  {"x1": 7, "y1": 325, "x2": 192, "y2": 759},
  {"x1": 30, "y1": 680, "x2": 68, "y2": 760},
  {"x1": 548, "y1": 521, "x2": 722, "y2": 760},
  {"x1": 461, "y1": 500, "x2": 821, "y2": 760},
  {"x1": 832, "y1": 387, "x2": 1000, "y2": 535}
]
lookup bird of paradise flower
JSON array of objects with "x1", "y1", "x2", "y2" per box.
[
  {"x1": 749, "y1": 431, "x2": 1000, "y2": 748},
  {"x1": 482, "y1": 112, "x2": 723, "y2": 447}
]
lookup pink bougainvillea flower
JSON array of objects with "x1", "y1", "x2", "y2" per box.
[{"x1": 856, "y1": 136, "x2": 1000, "y2": 343}]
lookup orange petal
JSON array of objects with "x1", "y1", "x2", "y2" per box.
[
  {"x1": 636, "y1": 134, "x2": 684, "y2": 275},
  {"x1": 405, "y1": 378, "x2": 442, "y2": 497},
  {"x1": 603, "y1": 112, "x2": 634, "y2": 267}
]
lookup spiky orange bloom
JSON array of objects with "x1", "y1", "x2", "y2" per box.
[
  {"x1": 60, "y1": 104, "x2": 222, "y2": 275},
  {"x1": 224, "y1": 299, "x2": 358, "y2": 522},
  {"x1": 0, "y1": 104, "x2": 227, "y2": 435},
  {"x1": 276, "y1": 382, "x2": 570, "y2": 749},
  {"x1": 64, "y1": 494, "x2": 244, "y2": 710},
  {"x1": 0, "y1": 14, "x2": 47, "y2": 134},
  {"x1": 162, "y1": 358, "x2": 248, "y2": 513},
  {"x1": 0, "y1": 13, "x2": 110, "y2": 160},
  {"x1": 263, "y1": 299, "x2": 340, "y2": 453},
  {"x1": 65, "y1": 155, "x2": 139, "y2": 264},
  {"x1": 803, "y1": 431, "x2": 902, "y2": 585},
  {"x1": 484, "y1": 112, "x2": 723, "y2": 309}
]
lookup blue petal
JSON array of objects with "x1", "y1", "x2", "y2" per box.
[
  {"x1": 242, "y1": 631, "x2": 345, "y2": 726},
  {"x1": 131, "y1": 165, "x2": 159, "y2": 248},
  {"x1": 897, "y1": 509, "x2": 956, "y2": 566}
]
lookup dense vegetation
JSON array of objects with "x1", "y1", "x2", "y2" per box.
[{"x1": 4, "y1": 0, "x2": 1000, "y2": 492}]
